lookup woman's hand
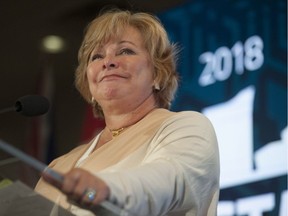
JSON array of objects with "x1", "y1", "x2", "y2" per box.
[{"x1": 42, "y1": 168, "x2": 110, "y2": 208}]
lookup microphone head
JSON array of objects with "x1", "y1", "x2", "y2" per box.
[{"x1": 15, "y1": 95, "x2": 50, "y2": 116}]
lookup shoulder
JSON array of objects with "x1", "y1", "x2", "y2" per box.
[
  {"x1": 165, "y1": 110, "x2": 214, "y2": 128},
  {"x1": 149, "y1": 110, "x2": 217, "y2": 146},
  {"x1": 155, "y1": 110, "x2": 218, "y2": 147},
  {"x1": 153, "y1": 108, "x2": 211, "y2": 123},
  {"x1": 174, "y1": 110, "x2": 208, "y2": 119}
]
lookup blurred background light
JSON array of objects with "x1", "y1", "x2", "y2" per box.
[{"x1": 41, "y1": 35, "x2": 66, "y2": 53}]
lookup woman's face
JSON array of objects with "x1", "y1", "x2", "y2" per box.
[{"x1": 86, "y1": 26, "x2": 155, "y2": 110}]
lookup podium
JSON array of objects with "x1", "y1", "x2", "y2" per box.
[
  {"x1": 0, "y1": 156, "x2": 74, "y2": 215},
  {"x1": 0, "y1": 140, "x2": 127, "y2": 216},
  {"x1": 0, "y1": 180, "x2": 75, "y2": 216}
]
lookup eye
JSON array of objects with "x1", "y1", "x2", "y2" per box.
[
  {"x1": 118, "y1": 48, "x2": 135, "y2": 55},
  {"x1": 91, "y1": 54, "x2": 103, "y2": 61}
]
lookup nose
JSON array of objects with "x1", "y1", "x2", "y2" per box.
[{"x1": 103, "y1": 56, "x2": 119, "y2": 70}]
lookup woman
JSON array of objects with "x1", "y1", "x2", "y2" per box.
[{"x1": 35, "y1": 9, "x2": 220, "y2": 216}]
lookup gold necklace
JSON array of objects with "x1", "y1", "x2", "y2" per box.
[
  {"x1": 107, "y1": 108, "x2": 157, "y2": 138},
  {"x1": 110, "y1": 127, "x2": 125, "y2": 138}
]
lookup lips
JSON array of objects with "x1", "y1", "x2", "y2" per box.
[
  {"x1": 101, "y1": 75, "x2": 122, "y2": 81},
  {"x1": 99, "y1": 73, "x2": 128, "y2": 82}
]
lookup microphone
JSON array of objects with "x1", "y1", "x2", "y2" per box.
[{"x1": 0, "y1": 95, "x2": 50, "y2": 116}]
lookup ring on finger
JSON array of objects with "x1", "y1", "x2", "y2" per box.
[{"x1": 83, "y1": 188, "x2": 97, "y2": 202}]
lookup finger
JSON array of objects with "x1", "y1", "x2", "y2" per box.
[
  {"x1": 74, "y1": 173, "x2": 98, "y2": 205},
  {"x1": 41, "y1": 170, "x2": 63, "y2": 189},
  {"x1": 69, "y1": 177, "x2": 90, "y2": 204},
  {"x1": 90, "y1": 178, "x2": 110, "y2": 206},
  {"x1": 62, "y1": 169, "x2": 95, "y2": 204},
  {"x1": 61, "y1": 169, "x2": 82, "y2": 196},
  {"x1": 80, "y1": 187, "x2": 97, "y2": 206}
]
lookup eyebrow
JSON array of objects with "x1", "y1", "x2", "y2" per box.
[
  {"x1": 119, "y1": 40, "x2": 137, "y2": 46},
  {"x1": 92, "y1": 40, "x2": 137, "y2": 54}
]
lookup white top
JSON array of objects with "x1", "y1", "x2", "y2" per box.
[
  {"x1": 35, "y1": 109, "x2": 220, "y2": 216},
  {"x1": 80, "y1": 111, "x2": 219, "y2": 216}
]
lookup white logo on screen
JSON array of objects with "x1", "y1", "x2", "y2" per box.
[{"x1": 202, "y1": 85, "x2": 287, "y2": 188}]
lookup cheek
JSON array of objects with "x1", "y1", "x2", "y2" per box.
[
  {"x1": 130, "y1": 56, "x2": 150, "y2": 73},
  {"x1": 86, "y1": 67, "x2": 93, "y2": 83},
  {"x1": 136, "y1": 60, "x2": 154, "y2": 81},
  {"x1": 86, "y1": 63, "x2": 100, "y2": 83}
]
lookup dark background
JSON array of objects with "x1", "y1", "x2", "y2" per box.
[{"x1": 0, "y1": 0, "x2": 188, "y2": 159}]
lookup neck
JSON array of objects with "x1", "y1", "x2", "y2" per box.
[{"x1": 103, "y1": 94, "x2": 158, "y2": 132}]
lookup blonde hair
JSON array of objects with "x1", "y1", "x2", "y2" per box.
[{"x1": 75, "y1": 9, "x2": 179, "y2": 117}]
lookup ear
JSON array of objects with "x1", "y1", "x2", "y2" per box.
[{"x1": 153, "y1": 81, "x2": 160, "y2": 91}]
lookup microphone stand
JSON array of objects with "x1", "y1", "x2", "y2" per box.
[{"x1": 0, "y1": 107, "x2": 15, "y2": 115}]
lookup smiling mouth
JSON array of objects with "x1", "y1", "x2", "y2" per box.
[{"x1": 101, "y1": 75, "x2": 125, "y2": 82}]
